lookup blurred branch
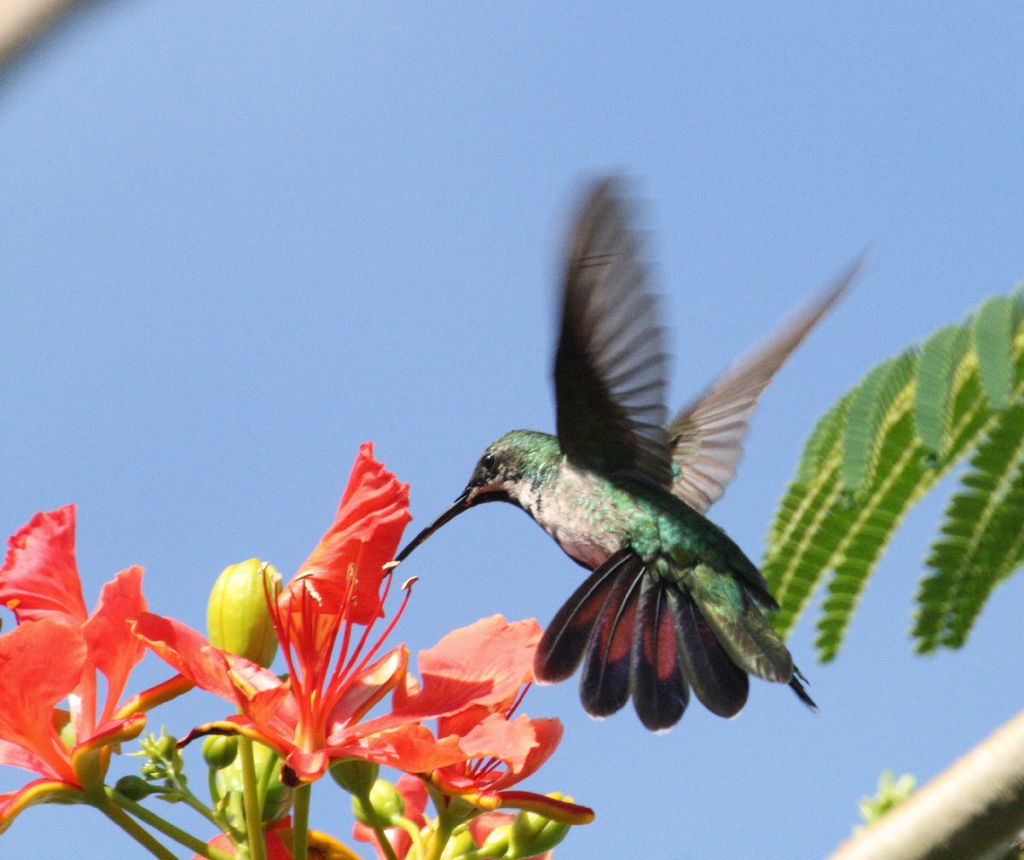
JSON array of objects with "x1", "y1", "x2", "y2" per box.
[
  {"x1": 0, "y1": 0, "x2": 81, "y2": 71},
  {"x1": 830, "y1": 709, "x2": 1024, "y2": 860}
]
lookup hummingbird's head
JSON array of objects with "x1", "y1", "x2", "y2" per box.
[
  {"x1": 462, "y1": 444, "x2": 517, "y2": 504},
  {"x1": 394, "y1": 431, "x2": 558, "y2": 564}
]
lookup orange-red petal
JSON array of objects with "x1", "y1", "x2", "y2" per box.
[
  {"x1": 0, "y1": 506, "x2": 87, "y2": 625},
  {"x1": 0, "y1": 619, "x2": 86, "y2": 783},
  {"x1": 332, "y1": 723, "x2": 466, "y2": 774},
  {"x1": 288, "y1": 443, "x2": 410, "y2": 627},
  {"x1": 0, "y1": 778, "x2": 85, "y2": 835},
  {"x1": 398, "y1": 616, "x2": 542, "y2": 716},
  {"x1": 82, "y1": 566, "x2": 148, "y2": 721}
]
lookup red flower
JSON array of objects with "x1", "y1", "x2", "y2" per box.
[
  {"x1": 348, "y1": 616, "x2": 593, "y2": 828},
  {"x1": 134, "y1": 444, "x2": 472, "y2": 783},
  {"x1": 400, "y1": 616, "x2": 590, "y2": 824},
  {"x1": 0, "y1": 507, "x2": 178, "y2": 831}
]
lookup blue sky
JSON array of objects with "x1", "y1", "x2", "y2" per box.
[{"x1": 2, "y1": 4, "x2": 1022, "y2": 858}]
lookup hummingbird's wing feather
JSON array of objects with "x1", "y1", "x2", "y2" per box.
[
  {"x1": 666, "y1": 257, "x2": 863, "y2": 512},
  {"x1": 555, "y1": 177, "x2": 673, "y2": 489}
]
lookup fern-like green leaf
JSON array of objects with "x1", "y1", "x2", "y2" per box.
[
  {"x1": 765, "y1": 288, "x2": 1024, "y2": 661},
  {"x1": 914, "y1": 324, "x2": 969, "y2": 455},
  {"x1": 797, "y1": 391, "x2": 852, "y2": 484},
  {"x1": 1010, "y1": 283, "x2": 1024, "y2": 331},
  {"x1": 914, "y1": 403, "x2": 1024, "y2": 652},
  {"x1": 840, "y1": 350, "x2": 917, "y2": 493},
  {"x1": 973, "y1": 295, "x2": 1013, "y2": 410}
]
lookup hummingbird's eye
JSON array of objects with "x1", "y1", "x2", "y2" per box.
[{"x1": 480, "y1": 452, "x2": 497, "y2": 472}]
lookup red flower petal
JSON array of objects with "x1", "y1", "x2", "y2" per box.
[
  {"x1": 332, "y1": 723, "x2": 466, "y2": 774},
  {"x1": 450, "y1": 712, "x2": 541, "y2": 776},
  {"x1": 325, "y1": 646, "x2": 407, "y2": 728},
  {"x1": 0, "y1": 619, "x2": 86, "y2": 783},
  {"x1": 82, "y1": 566, "x2": 148, "y2": 723},
  {"x1": 0, "y1": 778, "x2": 84, "y2": 835},
  {"x1": 484, "y1": 717, "x2": 562, "y2": 791},
  {"x1": 289, "y1": 443, "x2": 410, "y2": 626},
  {"x1": 132, "y1": 612, "x2": 281, "y2": 708},
  {"x1": 392, "y1": 616, "x2": 541, "y2": 721},
  {"x1": 0, "y1": 506, "x2": 87, "y2": 626}
]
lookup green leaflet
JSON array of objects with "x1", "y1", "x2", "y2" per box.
[
  {"x1": 914, "y1": 403, "x2": 1024, "y2": 653},
  {"x1": 841, "y1": 350, "x2": 917, "y2": 493},
  {"x1": 765, "y1": 287, "x2": 1024, "y2": 661},
  {"x1": 914, "y1": 324, "x2": 970, "y2": 455},
  {"x1": 798, "y1": 391, "x2": 852, "y2": 484},
  {"x1": 973, "y1": 295, "x2": 1013, "y2": 410}
]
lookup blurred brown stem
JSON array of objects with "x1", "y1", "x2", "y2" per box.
[{"x1": 830, "y1": 709, "x2": 1024, "y2": 860}]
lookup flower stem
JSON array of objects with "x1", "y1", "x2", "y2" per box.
[
  {"x1": 423, "y1": 817, "x2": 453, "y2": 860},
  {"x1": 96, "y1": 792, "x2": 178, "y2": 860},
  {"x1": 106, "y1": 787, "x2": 235, "y2": 860},
  {"x1": 391, "y1": 816, "x2": 426, "y2": 860},
  {"x1": 238, "y1": 737, "x2": 268, "y2": 860},
  {"x1": 292, "y1": 782, "x2": 311, "y2": 860},
  {"x1": 367, "y1": 815, "x2": 401, "y2": 860}
]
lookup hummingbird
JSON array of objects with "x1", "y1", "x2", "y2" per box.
[{"x1": 395, "y1": 177, "x2": 861, "y2": 731}]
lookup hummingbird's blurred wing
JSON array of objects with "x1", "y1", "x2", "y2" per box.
[
  {"x1": 554, "y1": 177, "x2": 673, "y2": 489},
  {"x1": 666, "y1": 257, "x2": 863, "y2": 513}
]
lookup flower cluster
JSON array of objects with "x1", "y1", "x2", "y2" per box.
[{"x1": 0, "y1": 444, "x2": 592, "y2": 859}]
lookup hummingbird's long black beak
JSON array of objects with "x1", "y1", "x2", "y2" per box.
[{"x1": 394, "y1": 488, "x2": 474, "y2": 564}]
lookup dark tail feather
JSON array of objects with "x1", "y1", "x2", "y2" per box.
[
  {"x1": 631, "y1": 576, "x2": 689, "y2": 731},
  {"x1": 580, "y1": 562, "x2": 645, "y2": 717},
  {"x1": 789, "y1": 666, "x2": 818, "y2": 710},
  {"x1": 669, "y1": 590, "x2": 749, "y2": 718},
  {"x1": 535, "y1": 550, "x2": 635, "y2": 683}
]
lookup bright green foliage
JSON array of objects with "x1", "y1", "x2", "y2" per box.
[
  {"x1": 914, "y1": 403, "x2": 1024, "y2": 652},
  {"x1": 856, "y1": 770, "x2": 917, "y2": 831},
  {"x1": 914, "y1": 324, "x2": 970, "y2": 455},
  {"x1": 973, "y1": 295, "x2": 1013, "y2": 410},
  {"x1": 764, "y1": 286, "x2": 1024, "y2": 661},
  {"x1": 841, "y1": 351, "x2": 917, "y2": 493}
]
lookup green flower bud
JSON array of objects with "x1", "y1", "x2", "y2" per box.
[
  {"x1": 476, "y1": 823, "x2": 512, "y2": 858},
  {"x1": 155, "y1": 732, "x2": 180, "y2": 761},
  {"x1": 115, "y1": 775, "x2": 160, "y2": 801},
  {"x1": 207, "y1": 558, "x2": 279, "y2": 667},
  {"x1": 262, "y1": 781, "x2": 292, "y2": 824},
  {"x1": 352, "y1": 779, "x2": 404, "y2": 826},
  {"x1": 508, "y1": 799, "x2": 571, "y2": 858},
  {"x1": 202, "y1": 735, "x2": 239, "y2": 770},
  {"x1": 330, "y1": 758, "x2": 380, "y2": 797},
  {"x1": 440, "y1": 829, "x2": 478, "y2": 859}
]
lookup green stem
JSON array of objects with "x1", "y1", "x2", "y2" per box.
[
  {"x1": 392, "y1": 816, "x2": 426, "y2": 860},
  {"x1": 367, "y1": 814, "x2": 401, "y2": 860},
  {"x1": 106, "y1": 787, "x2": 235, "y2": 860},
  {"x1": 238, "y1": 737, "x2": 267, "y2": 860},
  {"x1": 423, "y1": 817, "x2": 453, "y2": 860},
  {"x1": 96, "y1": 792, "x2": 179, "y2": 860},
  {"x1": 292, "y1": 782, "x2": 311, "y2": 860}
]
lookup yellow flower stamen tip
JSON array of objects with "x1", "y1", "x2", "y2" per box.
[
  {"x1": 401, "y1": 575, "x2": 419, "y2": 592},
  {"x1": 381, "y1": 560, "x2": 401, "y2": 572}
]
